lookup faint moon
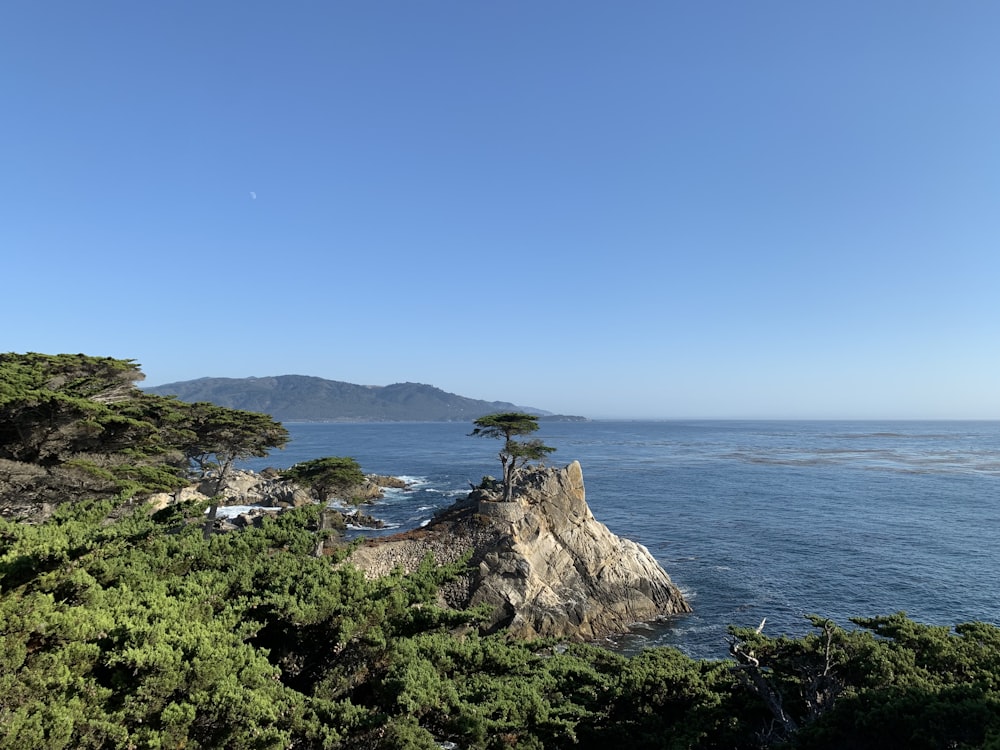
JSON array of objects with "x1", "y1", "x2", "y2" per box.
[{"x1": 250, "y1": 192, "x2": 257, "y2": 200}]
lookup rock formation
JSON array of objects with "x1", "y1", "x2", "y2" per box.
[
  {"x1": 348, "y1": 461, "x2": 690, "y2": 641},
  {"x1": 146, "y1": 469, "x2": 407, "y2": 510},
  {"x1": 145, "y1": 470, "x2": 398, "y2": 533}
]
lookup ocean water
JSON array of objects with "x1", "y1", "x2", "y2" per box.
[{"x1": 241, "y1": 420, "x2": 1000, "y2": 660}]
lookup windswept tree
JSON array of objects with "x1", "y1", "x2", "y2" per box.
[
  {"x1": 0, "y1": 354, "x2": 191, "y2": 511},
  {"x1": 175, "y1": 401, "x2": 288, "y2": 491},
  {"x1": 470, "y1": 412, "x2": 555, "y2": 501},
  {"x1": 168, "y1": 400, "x2": 288, "y2": 537},
  {"x1": 0, "y1": 352, "x2": 290, "y2": 522},
  {"x1": 0, "y1": 352, "x2": 154, "y2": 465},
  {"x1": 283, "y1": 456, "x2": 365, "y2": 503}
]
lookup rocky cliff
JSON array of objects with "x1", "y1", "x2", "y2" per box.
[{"x1": 348, "y1": 461, "x2": 691, "y2": 641}]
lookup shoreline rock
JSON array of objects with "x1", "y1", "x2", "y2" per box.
[{"x1": 146, "y1": 470, "x2": 405, "y2": 536}]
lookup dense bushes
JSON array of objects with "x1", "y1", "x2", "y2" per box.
[
  {"x1": 0, "y1": 500, "x2": 472, "y2": 748},
  {"x1": 3, "y1": 500, "x2": 1000, "y2": 748}
]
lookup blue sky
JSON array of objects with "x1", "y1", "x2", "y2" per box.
[{"x1": 3, "y1": 2, "x2": 999, "y2": 419}]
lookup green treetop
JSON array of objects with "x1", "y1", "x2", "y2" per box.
[
  {"x1": 175, "y1": 400, "x2": 289, "y2": 491},
  {"x1": 0, "y1": 352, "x2": 288, "y2": 517},
  {"x1": 283, "y1": 456, "x2": 366, "y2": 503},
  {"x1": 470, "y1": 412, "x2": 555, "y2": 501}
]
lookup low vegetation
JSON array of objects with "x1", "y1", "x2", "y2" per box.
[{"x1": 2, "y1": 353, "x2": 999, "y2": 748}]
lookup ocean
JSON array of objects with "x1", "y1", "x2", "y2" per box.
[{"x1": 241, "y1": 420, "x2": 1000, "y2": 660}]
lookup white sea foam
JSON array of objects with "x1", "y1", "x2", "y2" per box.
[
  {"x1": 380, "y1": 487, "x2": 411, "y2": 498},
  {"x1": 208, "y1": 505, "x2": 281, "y2": 519},
  {"x1": 347, "y1": 522, "x2": 400, "y2": 531},
  {"x1": 394, "y1": 475, "x2": 428, "y2": 486},
  {"x1": 424, "y1": 486, "x2": 469, "y2": 495}
]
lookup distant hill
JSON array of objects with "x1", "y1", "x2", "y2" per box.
[{"x1": 145, "y1": 376, "x2": 584, "y2": 423}]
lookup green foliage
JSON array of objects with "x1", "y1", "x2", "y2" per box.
[
  {"x1": 175, "y1": 400, "x2": 288, "y2": 487},
  {"x1": 470, "y1": 413, "x2": 556, "y2": 501},
  {"x1": 4, "y1": 496, "x2": 1000, "y2": 748},
  {"x1": 283, "y1": 456, "x2": 366, "y2": 502},
  {"x1": 0, "y1": 501, "x2": 478, "y2": 748},
  {"x1": 727, "y1": 613, "x2": 1000, "y2": 749},
  {"x1": 0, "y1": 353, "x2": 151, "y2": 465},
  {"x1": 0, "y1": 353, "x2": 288, "y2": 517}
]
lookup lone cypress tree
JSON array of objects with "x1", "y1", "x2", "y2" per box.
[{"x1": 470, "y1": 412, "x2": 555, "y2": 501}]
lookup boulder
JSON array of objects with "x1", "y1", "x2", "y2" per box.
[
  {"x1": 194, "y1": 470, "x2": 314, "y2": 508},
  {"x1": 347, "y1": 461, "x2": 690, "y2": 641},
  {"x1": 146, "y1": 485, "x2": 210, "y2": 512},
  {"x1": 367, "y1": 474, "x2": 410, "y2": 489},
  {"x1": 344, "y1": 510, "x2": 387, "y2": 529},
  {"x1": 335, "y1": 475, "x2": 410, "y2": 503}
]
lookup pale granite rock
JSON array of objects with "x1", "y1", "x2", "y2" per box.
[{"x1": 348, "y1": 461, "x2": 690, "y2": 640}]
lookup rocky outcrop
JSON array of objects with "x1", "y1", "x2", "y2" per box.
[
  {"x1": 198, "y1": 471, "x2": 315, "y2": 508},
  {"x1": 146, "y1": 470, "x2": 312, "y2": 511},
  {"x1": 146, "y1": 470, "x2": 403, "y2": 539},
  {"x1": 348, "y1": 461, "x2": 690, "y2": 641},
  {"x1": 350, "y1": 475, "x2": 407, "y2": 502}
]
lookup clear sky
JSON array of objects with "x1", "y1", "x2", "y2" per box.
[{"x1": 3, "y1": 2, "x2": 999, "y2": 419}]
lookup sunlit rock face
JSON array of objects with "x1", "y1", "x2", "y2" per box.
[{"x1": 349, "y1": 461, "x2": 691, "y2": 641}]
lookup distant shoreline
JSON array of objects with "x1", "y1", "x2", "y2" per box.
[{"x1": 278, "y1": 414, "x2": 591, "y2": 424}]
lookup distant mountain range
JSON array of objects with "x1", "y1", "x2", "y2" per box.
[{"x1": 145, "y1": 376, "x2": 586, "y2": 423}]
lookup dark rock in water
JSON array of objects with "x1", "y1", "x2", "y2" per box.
[
  {"x1": 318, "y1": 509, "x2": 347, "y2": 531},
  {"x1": 343, "y1": 510, "x2": 387, "y2": 529},
  {"x1": 366, "y1": 474, "x2": 409, "y2": 490},
  {"x1": 347, "y1": 461, "x2": 691, "y2": 641},
  {"x1": 339, "y1": 476, "x2": 403, "y2": 503}
]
